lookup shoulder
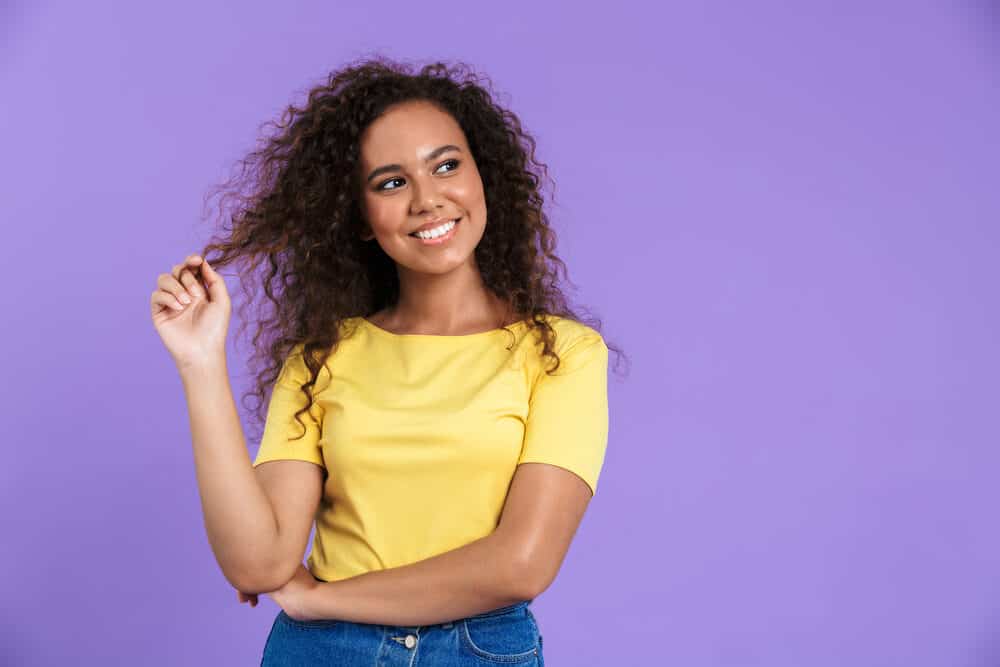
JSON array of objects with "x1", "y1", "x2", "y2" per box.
[
  {"x1": 526, "y1": 316, "x2": 607, "y2": 374},
  {"x1": 536, "y1": 315, "x2": 605, "y2": 350},
  {"x1": 274, "y1": 343, "x2": 312, "y2": 385},
  {"x1": 276, "y1": 338, "x2": 343, "y2": 388}
]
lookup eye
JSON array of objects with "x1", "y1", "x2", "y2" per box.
[
  {"x1": 435, "y1": 158, "x2": 460, "y2": 174},
  {"x1": 376, "y1": 160, "x2": 460, "y2": 192},
  {"x1": 377, "y1": 177, "x2": 404, "y2": 191}
]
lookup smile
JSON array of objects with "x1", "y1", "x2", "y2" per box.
[{"x1": 409, "y1": 218, "x2": 460, "y2": 245}]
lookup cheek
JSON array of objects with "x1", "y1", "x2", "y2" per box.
[
  {"x1": 364, "y1": 197, "x2": 404, "y2": 230},
  {"x1": 449, "y1": 175, "x2": 486, "y2": 210}
]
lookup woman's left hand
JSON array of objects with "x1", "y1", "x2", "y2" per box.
[
  {"x1": 268, "y1": 563, "x2": 322, "y2": 621},
  {"x1": 237, "y1": 589, "x2": 259, "y2": 607}
]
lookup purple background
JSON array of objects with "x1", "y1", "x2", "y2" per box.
[{"x1": 2, "y1": 1, "x2": 998, "y2": 665}]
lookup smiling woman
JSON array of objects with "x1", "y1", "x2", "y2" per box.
[{"x1": 151, "y1": 54, "x2": 625, "y2": 667}]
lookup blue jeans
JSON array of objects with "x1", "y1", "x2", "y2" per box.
[{"x1": 260, "y1": 600, "x2": 544, "y2": 666}]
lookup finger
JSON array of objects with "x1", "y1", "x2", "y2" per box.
[
  {"x1": 177, "y1": 268, "x2": 207, "y2": 301},
  {"x1": 151, "y1": 290, "x2": 184, "y2": 312},
  {"x1": 172, "y1": 256, "x2": 204, "y2": 280},
  {"x1": 157, "y1": 273, "x2": 193, "y2": 307},
  {"x1": 237, "y1": 590, "x2": 259, "y2": 607},
  {"x1": 200, "y1": 259, "x2": 227, "y2": 303}
]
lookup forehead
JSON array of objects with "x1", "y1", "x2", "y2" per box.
[{"x1": 359, "y1": 101, "x2": 466, "y2": 163}]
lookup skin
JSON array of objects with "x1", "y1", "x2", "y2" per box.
[{"x1": 356, "y1": 99, "x2": 515, "y2": 334}]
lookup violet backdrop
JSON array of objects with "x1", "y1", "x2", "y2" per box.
[{"x1": 1, "y1": 1, "x2": 998, "y2": 665}]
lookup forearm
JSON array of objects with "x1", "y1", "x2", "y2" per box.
[
  {"x1": 304, "y1": 534, "x2": 536, "y2": 627},
  {"x1": 181, "y1": 359, "x2": 280, "y2": 590}
]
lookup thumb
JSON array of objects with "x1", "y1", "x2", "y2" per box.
[{"x1": 200, "y1": 259, "x2": 229, "y2": 304}]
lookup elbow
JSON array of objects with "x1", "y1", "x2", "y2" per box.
[
  {"x1": 225, "y1": 556, "x2": 296, "y2": 595},
  {"x1": 493, "y1": 532, "x2": 552, "y2": 600},
  {"x1": 505, "y1": 552, "x2": 550, "y2": 601}
]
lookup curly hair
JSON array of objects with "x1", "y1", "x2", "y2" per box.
[{"x1": 198, "y1": 54, "x2": 627, "y2": 443}]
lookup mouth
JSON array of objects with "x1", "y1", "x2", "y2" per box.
[{"x1": 408, "y1": 217, "x2": 461, "y2": 245}]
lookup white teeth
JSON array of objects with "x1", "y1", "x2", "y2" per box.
[{"x1": 413, "y1": 219, "x2": 456, "y2": 239}]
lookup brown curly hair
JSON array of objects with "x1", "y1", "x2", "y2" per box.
[{"x1": 198, "y1": 54, "x2": 627, "y2": 443}]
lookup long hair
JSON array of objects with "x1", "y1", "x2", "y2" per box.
[{"x1": 199, "y1": 54, "x2": 627, "y2": 441}]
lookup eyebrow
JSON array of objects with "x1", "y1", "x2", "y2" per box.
[{"x1": 366, "y1": 144, "x2": 462, "y2": 184}]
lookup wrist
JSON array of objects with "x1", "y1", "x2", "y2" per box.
[
  {"x1": 299, "y1": 581, "x2": 326, "y2": 621},
  {"x1": 178, "y1": 355, "x2": 228, "y2": 384}
]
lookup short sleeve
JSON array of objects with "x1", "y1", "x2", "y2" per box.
[
  {"x1": 517, "y1": 333, "x2": 609, "y2": 495},
  {"x1": 252, "y1": 346, "x2": 326, "y2": 469}
]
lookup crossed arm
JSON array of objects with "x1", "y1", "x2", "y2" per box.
[{"x1": 251, "y1": 461, "x2": 594, "y2": 627}]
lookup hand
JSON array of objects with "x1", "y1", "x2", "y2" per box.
[
  {"x1": 150, "y1": 254, "x2": 232, "y2": 370},
  {"x1": 268, "y1": 564, "x2": 322, "y2": 622},
  {"x1": 236, "y1": 589, "x2": 258, "y2": 608}
]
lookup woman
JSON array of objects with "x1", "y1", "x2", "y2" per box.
[{"x1": 150, "y1": 56, "x2": 622, "y2": 666}]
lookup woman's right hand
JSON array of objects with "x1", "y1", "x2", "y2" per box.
[{"x1": 150, "y1": 254, "x2": 232, "y2": 371}]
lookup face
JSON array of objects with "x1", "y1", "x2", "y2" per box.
[{"x1": 357, "y1": 100, "x2": 487, "y2": 276}]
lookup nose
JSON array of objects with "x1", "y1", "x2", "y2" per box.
[{"x1": 408, "y1": 172, "x2": 445, "y2": 215}]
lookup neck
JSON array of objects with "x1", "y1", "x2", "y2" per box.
[{"x1": 384, "y1": 260, "x2": 511, "y2": 334}]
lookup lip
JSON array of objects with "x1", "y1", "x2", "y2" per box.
[
  {"x1": 411, "y1": 216, "x2": 461, "y2": 234},
  {"x1": 409, "y1": 217, "x2": 460, "y2": 245}
]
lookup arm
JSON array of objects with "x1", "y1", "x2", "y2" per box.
[
  {"x1": 297, "y1": 462, "x2": 592, "y2": 627},
  {"x1": 301, "y1": 532, "x2": 528, "y2": 627},
  {"x1": 182, "y1": 360, "x2": 313, "y2": 592}
]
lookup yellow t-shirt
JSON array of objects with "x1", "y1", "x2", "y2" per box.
[{"x1": 251, "y1": 314, "x2": 609, "y2": 583}]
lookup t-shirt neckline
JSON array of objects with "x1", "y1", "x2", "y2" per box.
[{"x1": 357, "y1": 316, "x2": 529, "y2": 340}]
